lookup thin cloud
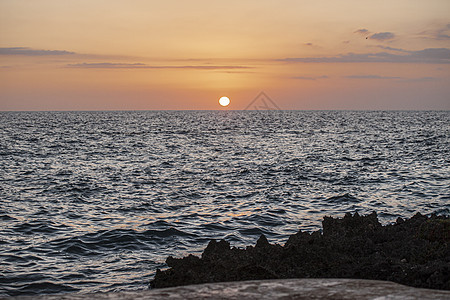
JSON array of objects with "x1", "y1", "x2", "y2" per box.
[
  {"x1": 418, "y1": 24, "x2": 450, "y2": 41},
  {"x1": 219, "y1": 70, "x2": 255, "y2": 74},
  {"x1": 403, "y1": 76, "x2": 437, "y2": 82},
  {"x1": 67, "y1": 62, "x2": 252, "y2": 70},
  {"x1": 354, "y1": 28, "x2": 370, "y2": 35},
  {"x1": 345, "y1": 75, "x2": 439, "y2": 82},
  {"x1": 369, "y1": 32, "x2": 395, "y2": 41},
  {"x1": 292, "y1": 75, "x2": 329, "y2": 80},
  {"x1": 437, "y1": 24, "x2": 450, "y2": 40},
  {"x1": 414, "y1": 48, "x2": 450, "y2": 59},
  {"x1": 281, "y1": 48, "x2": 450, "y2": 64},
  {"x1": 68, "y1": 63, "x2": 147, "y2": 68},
  {"x1": 354, "y1": 28, "x2": 396, "y2": 41},
  {"x1": 373, "y1": 45, "x2": 409, "y2": 53},
  {"x1": 345, "y1": 75, "x2": 401, "y2": 79},
  {"x1": 0, "y1": 47, "x2": 75, "y2": 56}
]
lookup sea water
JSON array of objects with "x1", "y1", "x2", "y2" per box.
[{"x1": 0, "y1": 110, "x2": 449, "y2": 296}]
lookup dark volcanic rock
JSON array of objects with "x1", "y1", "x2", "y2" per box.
[{"x1": 151, "y1": 212, "x2": 450, "y2": 290}]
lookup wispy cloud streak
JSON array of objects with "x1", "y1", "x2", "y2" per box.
[
  {"x1": 418, "y1": 24, "x2": 450, "y2": 41},
  {"x1": 354, "y1": 28, "x2": 369, "y2": 35},
  {"x1": 0, "y1": 47, "x2": 75, "y2": 56},
  {"x1": 292, "y1": 75, "x2": 329, "y2": 80},
  {"x1": 281, "y1": 48, "x2": 450, "y2": 64},
  {"x1": 354, "y1": 29, "x2": 395, "y2": 41},
  {"x1": 67, "y1": 63, "x2": 252, "y2": 70},
  {"x1": 345, "y1": 75, "x2": 401, "y2": 79},
  {"x1": 368, "y1": 32, "x2": 395, "y2": 41},
  {"x1": 373, "y1": 45, "x2": 409, "y2": 53},
  {"x1": 344, "y1": 75, "x2": 439, "y2": 82}
]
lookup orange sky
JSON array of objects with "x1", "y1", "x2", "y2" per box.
[{"x1": 1, "y1": 0, "x2": 449, "y2": 110}]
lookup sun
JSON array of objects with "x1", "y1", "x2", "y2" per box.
[{"x1": 219, "y1": 96, "x2": 230, "y2": 107}]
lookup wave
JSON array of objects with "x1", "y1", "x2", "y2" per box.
[
  {"x1": 11, "y1": 281, "x2": 79, "y2": 296},
  {"x1": 1, "y1": 110, "x2": 449, "y2": 296},
  {"x1": 12, "y1": 220, "x2": 68, "y2": 235},
  {"x1": 325, "y1": 193, "x2": 360, "y2": 203},
  {"x1": 44, "y1": 227, "x2": 197, "y2": 255}
]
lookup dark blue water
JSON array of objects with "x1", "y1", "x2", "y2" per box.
[{"x1": 1, "y1": 111, "x2": 449, "y2": 296}]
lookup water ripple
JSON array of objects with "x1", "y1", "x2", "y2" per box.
[{"x1": 0, "y1": 110, "x2": 449, "y2": 296}]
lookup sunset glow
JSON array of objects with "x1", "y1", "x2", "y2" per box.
[{"x1": 0, "y1": 1, "x2": 449, "y2": 110}]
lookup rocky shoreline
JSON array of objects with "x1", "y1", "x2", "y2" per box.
[{"x1": 151, "y1": 212, "x2": 449, "y2": 290}]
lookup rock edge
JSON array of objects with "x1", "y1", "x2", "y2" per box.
[{"x1": 151, "y1": 212, "x2": 450, "y2": 290}]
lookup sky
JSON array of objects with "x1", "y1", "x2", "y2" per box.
[{"x1": 1, "y1": 0, "x2": 449, "y2": 110}]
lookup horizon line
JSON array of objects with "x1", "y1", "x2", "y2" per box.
[{"x1": 1, "y1": 109, "x2": 448, "y2": 112}]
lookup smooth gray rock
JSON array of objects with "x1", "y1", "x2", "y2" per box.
[{"x1": 7, "y1": 279, "x2": 450, "y2": 300}]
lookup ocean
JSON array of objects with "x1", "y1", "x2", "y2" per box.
[{"x1": 0, "y1": 110, "x2": 449, "y2": 296}]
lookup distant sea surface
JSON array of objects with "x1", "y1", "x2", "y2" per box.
[{"x1": 1, "y1": 111, "x2": 449, "y2": 296}]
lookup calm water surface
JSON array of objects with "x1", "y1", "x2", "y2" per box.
[{"x1": 0, "y1": 111, "x2": 449, "y2": 296}]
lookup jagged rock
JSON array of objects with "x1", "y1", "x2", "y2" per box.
[
  {"x1": 255, "y1": 234, "x2": 270, "y2": 248},
  {"x1": 202, "y1": 239, "x2": 231, "y2": 260},
  {"x1": 150, "y1": 212, "x2": 450, "y2": 290},
  {"x1": 322, "y1": 211, "x2": 381, "y2": 237}
]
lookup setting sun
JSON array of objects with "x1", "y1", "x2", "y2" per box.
[{"x1": 219, "y1": 96, "x2": 230, "y2": 107}]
